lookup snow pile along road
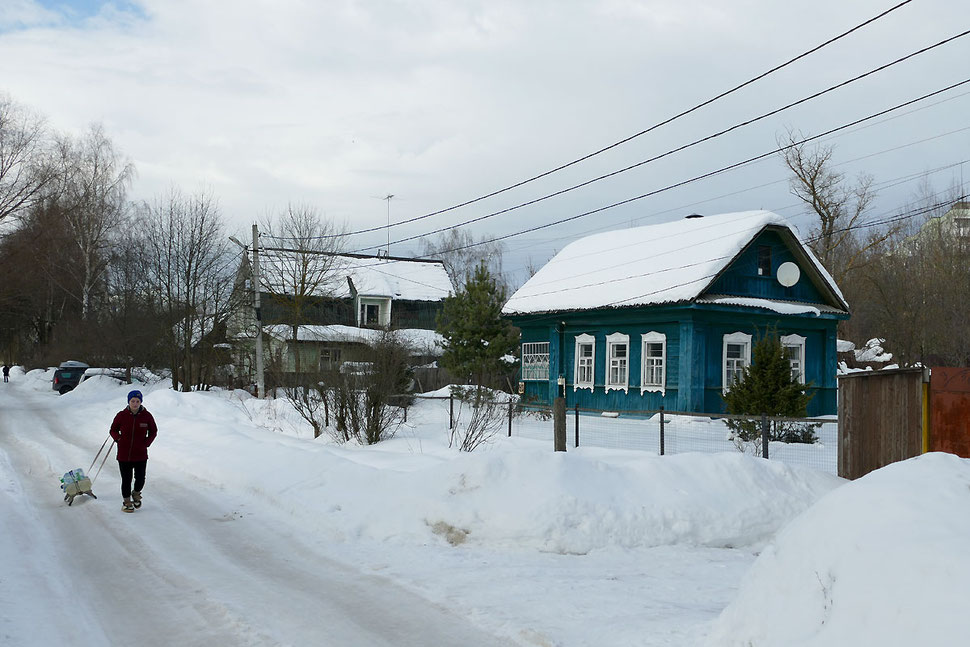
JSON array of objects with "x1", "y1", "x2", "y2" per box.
[{"x1": 706, "y1": 452, "x2": 970, "y2": 647}]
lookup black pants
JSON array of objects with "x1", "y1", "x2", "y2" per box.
[{"x1": 118, "y1": 460, "x2": 147, "y2": 499}]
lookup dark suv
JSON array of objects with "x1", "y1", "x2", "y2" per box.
[{"x1": 52, "y1": 361, "x2": 89, "y2": 394}]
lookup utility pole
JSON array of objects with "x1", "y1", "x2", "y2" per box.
[{"x1": 252, "y1": 223, "x2": 265, "y2": 398}]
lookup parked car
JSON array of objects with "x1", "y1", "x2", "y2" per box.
[{"x1": 52, "y1": 361, "x2": 89, "y2": 394}]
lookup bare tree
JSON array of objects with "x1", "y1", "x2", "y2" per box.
[
  {"x1": 449, "y1": 386, "x2": 510, "y2": 451},
  {"x1": 327, "y1": 332, "x2": 412, "y2": 444},
  {"x1": 863, "y1": 181, "x2": 970, "y2": 366},
  {"x1": 419, "y1": 228, "x2": 507, "y2": 291},
  {"x1": 259, "y1": 204, "x2": 345, "y2": 374},
  {"x1": 53, "y1": 124, "x2": 134, "y2": 319},
  {"x1": 142, "y1": 187, "x2": 235, "y2": 391},
  {"x1": 0, "y1": 94, "x2": 57, "y2": 225},
  {"x1": 100, "y1": 229, "x2": 165, "y2": 380},
  {"x1": 779, "y1": 130, "x2": 889, "y2": 285},
  {"x1": 0, "y1": 202, "x2": 77, "y2": 354}
]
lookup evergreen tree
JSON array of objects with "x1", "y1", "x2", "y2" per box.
[
  {"x1": 436, "y1": 262, "x2": 518, "y2": 386},
  {"x1": 722, "y1": 332, "x2": 818, "y2": 445},
  {"x1": 436, "y1": 262, "x2": 519, "y2": 451}
]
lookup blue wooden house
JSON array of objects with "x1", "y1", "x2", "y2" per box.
[{"x1": 502, "y1": 211, "x2": 849, "y2": 416}]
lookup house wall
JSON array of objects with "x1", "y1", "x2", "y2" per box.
[
  {"x1": 692, "y1": 308, "x2": 840, "y2": 415},
  {"x1": 513, "y1": 304, "x2": 841, "y2": 416},
  {"x1": 260, "y1": 295, "x2": 356, "y2": 327},
  {"x1": 390, "y1": 300, "x2": 442, "y2": 330},
  {"x1": 260, "y1": 293, "x2": 441, "y2": 331}
]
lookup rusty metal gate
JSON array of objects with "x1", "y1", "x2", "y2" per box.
[{"x1": 929, "y1": 367, "x2": 970, "y2": 458}]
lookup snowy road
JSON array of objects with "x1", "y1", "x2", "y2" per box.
[{"x1": 0, "y1": 392, "x2": 512, "y2": 646}]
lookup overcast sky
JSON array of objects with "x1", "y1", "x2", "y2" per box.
[{"x1": 2, "y1": 0, "x2": 968, "y2": 285}]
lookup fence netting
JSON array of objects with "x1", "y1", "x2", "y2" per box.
[
  {"x1": 408, "y1": 396, "x2": 837, "y2": 475},
  {"x1": 510, "y1": 403, "x2": 837, "y2": 475}
]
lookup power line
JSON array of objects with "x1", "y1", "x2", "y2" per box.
[
  {"x1": 500, "y1": 131, "x2": 970, "y2": 257},
  {"x1": 351, "y1": 30, "x2": 970, "y2": 254},
  {"x1": 386, "y1": 77, "x2": 970, "y2": 261},
  {"x1": 262, "y1": 0, "x2": 917, "y2": 244},
  {"x1": 282, "y1": 78, "x2": 970, "y2": 281}
]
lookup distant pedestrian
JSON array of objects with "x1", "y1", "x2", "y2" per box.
[
  {"x1": 109, "y1": 390, "x2": 158, "y2": 513},
  {"x1": 2, "y1": 365, "x2": 9, "y2": 382}
]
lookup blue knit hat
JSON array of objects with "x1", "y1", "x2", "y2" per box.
[{"x1": 127, "y1": 390, "x2": 143, "y2": 403}]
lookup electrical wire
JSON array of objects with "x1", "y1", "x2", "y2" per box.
[
  {"x1": 350, "y1": 31, "x2": 970, "y2": 254},
  {"x1": 261, "y1": 0, "x2": 919, "y2": 243},
  {"x1": 375, "y1": 77, "x2": 970, "y2": 261}
]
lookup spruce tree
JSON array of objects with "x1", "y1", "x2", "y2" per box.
[
  {"x1": 436, "y1": 262, "x2": 518, "y2": 386},
  {"x1": 436, "y1": 262, "x2": 519, "y2": 450},
  {"x1": 722, "y1": 332, "x2": 817, "y2": 444}
]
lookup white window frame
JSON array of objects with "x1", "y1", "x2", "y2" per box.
[
  {"x1": 357, "y1": 296, "x2": 391, "y2": 327},
  {"x1": 781, "y1": 334, "x2": 807, "y2": 384},
  {"x1": 573, "y1": 334, "x2": 595, "y2": 392},
  {"x1": 640, "y1": 331, "x2": 666, "y2": 395},
  {"x1": 605, "y1": 332, "x2": 629, "y2": 393},
  {"x1": 521, "y1": 342, "x2": 550, "y2": 381},
  {"x1": 722, "y1": 332, "x2": 752, "y2": 394}
]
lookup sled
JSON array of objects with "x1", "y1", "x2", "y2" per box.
[{"x1": 60, "y1": 468, "x2": 98, "y2": 506}]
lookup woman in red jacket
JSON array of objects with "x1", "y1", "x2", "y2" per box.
[{"x1": 109, "y1": 390, "x2": 158, "y2": 513}]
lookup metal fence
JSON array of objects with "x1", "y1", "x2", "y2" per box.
[
  {"x1": 511, "y1": 404, "x2": 837, "y2": 475},
  {"x1": 407, "y1": 395, "x2": 838, "y2": 475}
]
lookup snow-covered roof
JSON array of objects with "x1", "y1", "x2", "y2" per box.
[
  {"x1": 503, "y1": 210, "x2": 845, "y2": 316},
  {"x1": 338, "y1": 255, "x2": 452, "y2": 300},
  {"x1": 264, "y1": 324, "x2": 444, "y2": 355},
  {"x1": 259, "y1": 252, "x2": 451, "y2": 302}
]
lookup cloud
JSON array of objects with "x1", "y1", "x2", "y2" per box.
[{"x1": 0, "y1": 0, "x2": 967, "y2": 267}]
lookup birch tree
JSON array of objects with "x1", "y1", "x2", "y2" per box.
[
  {"x1": 419, "y1": 228, "x2": 507, "y2": 291},
  {"x1": 142, "y1": 187, "x2": 235, "y2": 391},
  {"x1": 54, "y1": 124, "x2": 134, "y2": 319}
]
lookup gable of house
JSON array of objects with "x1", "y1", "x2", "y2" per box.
[{"x1": 705, "y1": 228, "x2": 837, "y2": 307}]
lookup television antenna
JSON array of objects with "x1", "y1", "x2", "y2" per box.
[{"x1": 377, "y1": 194, "x2": 394, "y2": 257}]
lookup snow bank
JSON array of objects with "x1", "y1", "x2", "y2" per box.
[
  {"x1": 26, "y1": 370, "x2": 842, "y2": 555},
  {"x1": 705, "y1": 453, "x2": 970, "y2": 647}
]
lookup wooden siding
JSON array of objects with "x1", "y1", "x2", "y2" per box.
[
  {"x1": 561, "y1": 320, "x2": 681, "y2": 411},
  {"x1": 694, "y1": 309, "x2": 838, "y2": 416},
  {"x1": 389, "y1": 299, "x2": 442, "y2": 330},
  {"x1": 260, "y1": 294, "x2": 355, "y2": 327},
  {"x1": 708, "y1": 230, "x2": 828, "y2": 304},
  {"x1": 838, "y1": 368, "x2": 924, "y2": 479},
  {"x1": 512, "y1": 304, "x2": 841, "y2": 416}
]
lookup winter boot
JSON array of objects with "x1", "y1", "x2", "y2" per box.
[
  {"x1": 132, "y1": 491, "x2": 142, "y2": 509},
  {"x1": 122, "y1": 499, "x2": 135, "y2": 513}
]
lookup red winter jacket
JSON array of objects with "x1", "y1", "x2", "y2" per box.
[{"x1": 109, "y1": 406, "x2": 158, "y2": 462}]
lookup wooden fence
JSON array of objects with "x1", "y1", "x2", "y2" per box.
[{"x1": 837, "y1": 368, "x2": 926, "y2": 480}]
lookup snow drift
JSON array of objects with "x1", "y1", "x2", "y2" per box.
[{"x1": 705, "y1": 452, "x2": 970, "y2": 647}]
